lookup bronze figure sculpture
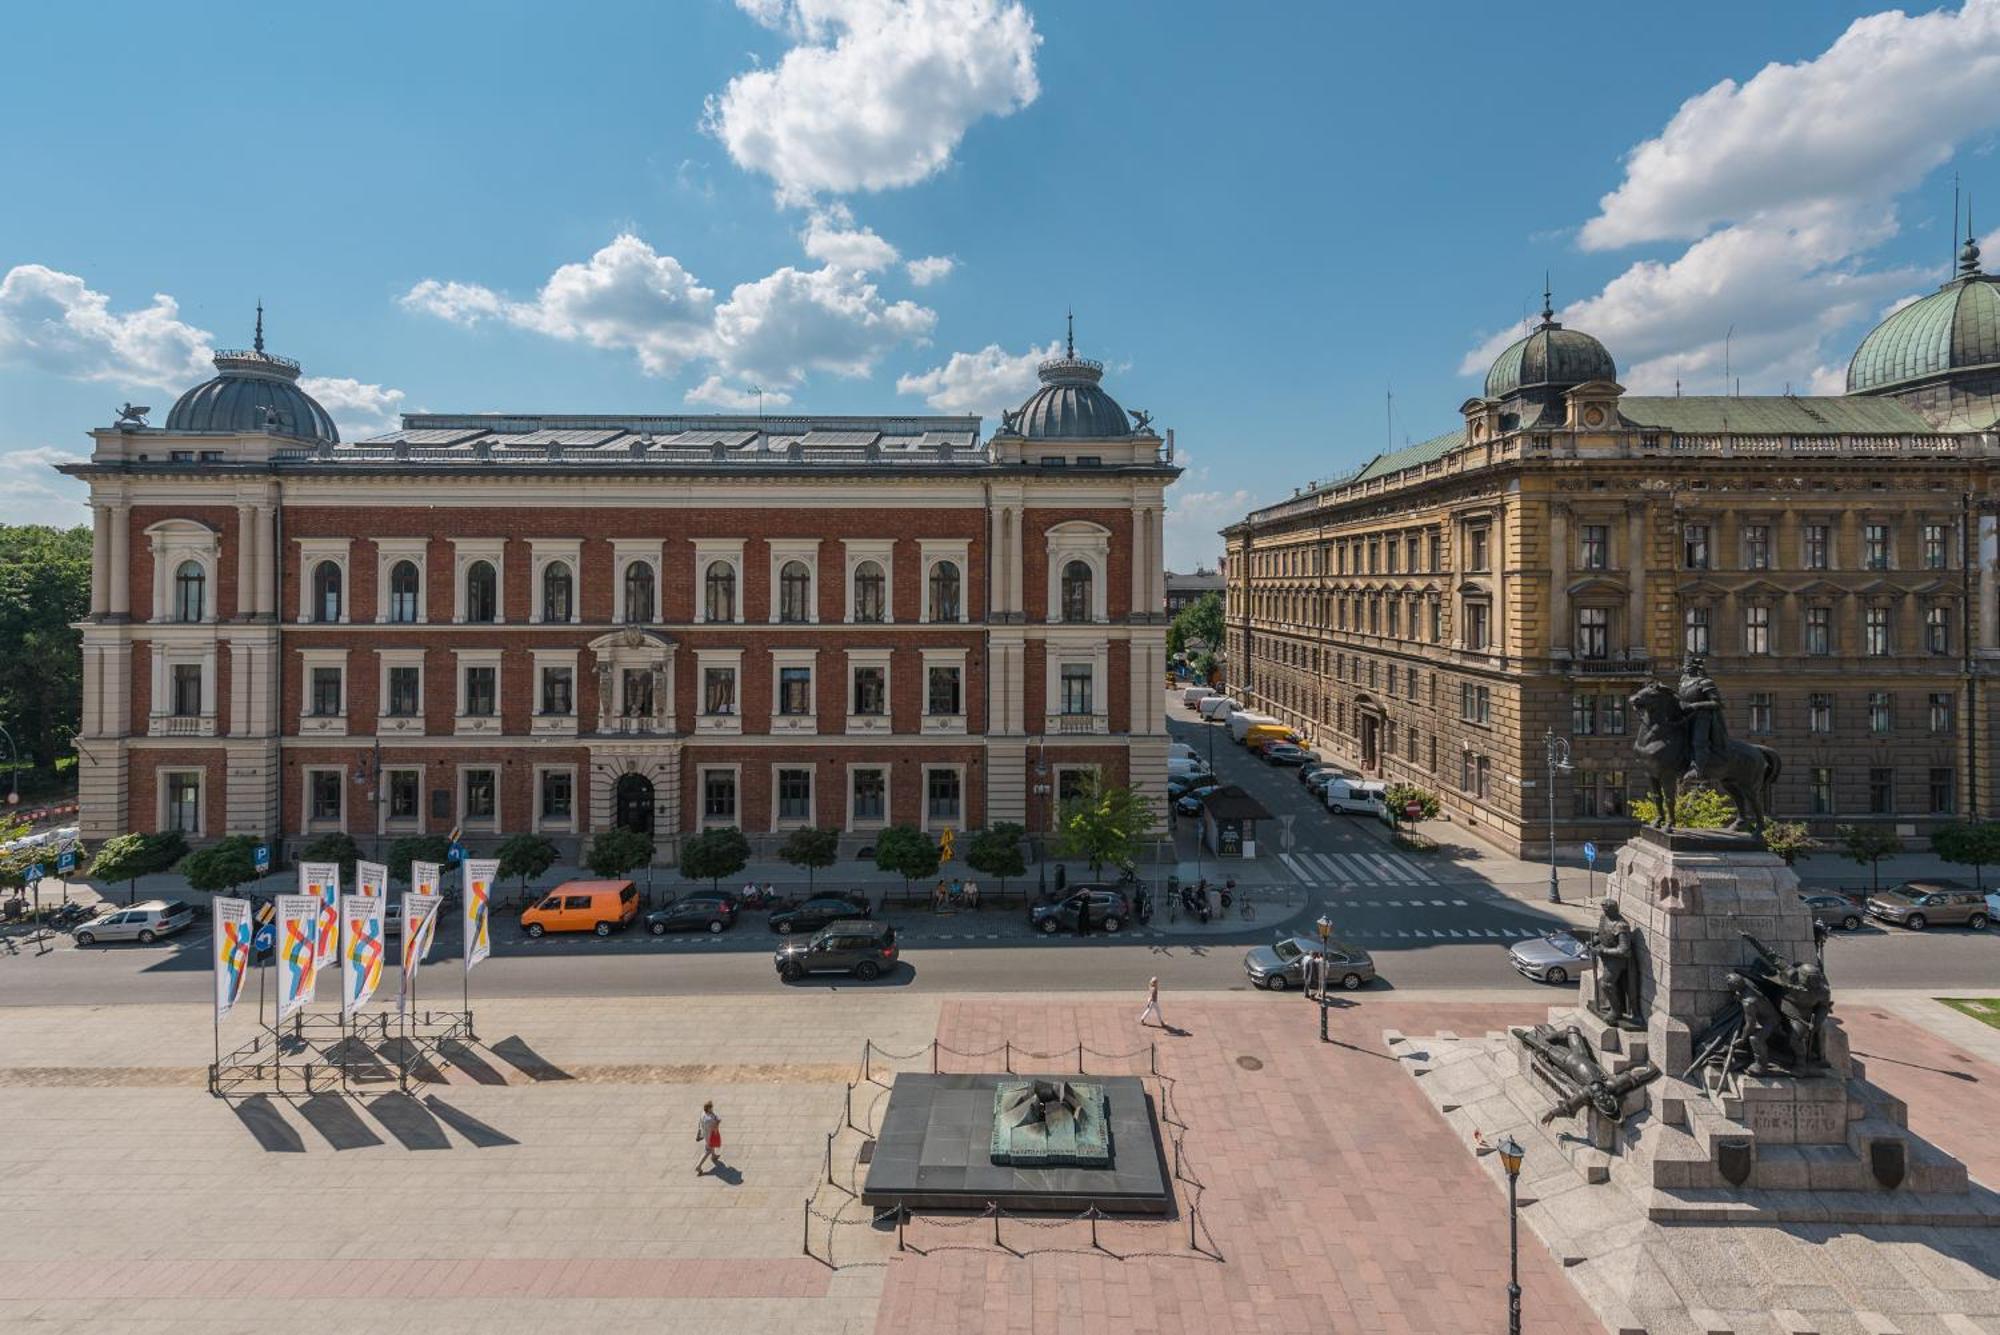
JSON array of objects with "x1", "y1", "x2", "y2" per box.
[
  {"x1": 1588, "y1": 899, "x2": 1644, "y2": 1030},
  {"x1": 1629, "y1": 654, "x2": 1783, "y2": 838},
  {"x1": 1513, "y1": 1023, "x2": 1661, "y2": 1125}
]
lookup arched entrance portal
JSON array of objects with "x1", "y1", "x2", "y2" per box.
[{"x1": 615, "y1": 773, "x2": 655, "y2": 835}]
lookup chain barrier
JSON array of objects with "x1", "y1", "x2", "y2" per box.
[
  {"x1": 864, "y1": 1041, "x2": 932, "y2": 1062},
  {"x1": 933, "y1": 1042, "x2": 1010, "y2": 1058}
]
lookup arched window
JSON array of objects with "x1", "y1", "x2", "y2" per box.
[
  {"x1": 928, "y1": 561, "x2": 961, "y2": 622},
  {"x1": 465, "y1": 560, "x2": 497, "y2": 623},
  {"x1": 173, "y1": 560, "x2": 205, "y2": 622},
  {"x1": 852, "y1": 561, "x2": 885, "y2": 623},
  {"x1": 1060, "y1": 559, "x2": 1093, "y2": 623},
  {"x1": 623, "y1": 561, "x2": 655, "y2": 624},
  {"x1": 779, "y1": 560, "x2": 812, "y2": 623},
  {"x1": 311, "y1": 560, "x2": 342, "y2": 623},
  {"x1": 387, "y1": 560, "x2": 420, "y2": 623},
  {"x1": 542, "y1": 561, "x2": 572, "y2": 623},
  {"x1": 704, "y1": 560, "x2": 736, "y2": 622}
]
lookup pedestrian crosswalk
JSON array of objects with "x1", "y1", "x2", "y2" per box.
[{"x1": 1278, "y1": 850, "x2": 1439, "y2": 887}]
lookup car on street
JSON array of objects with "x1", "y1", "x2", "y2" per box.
[
  {"x1": 645, "y1": 897, "x2": 736, "y2": 935},
  {"x1": 769, "y1": 894, "x2": 873, "y2": 935},
  {"x1": 521, "y1": 880, "x2": 640, "y2": 937},
  {"x1": 1324, "y1": 778, "x2": 1389, "y2": 816},
  {"x1": 1263, "y1": 742, "x2": 1316, "y2": 766},
  {"x1": 71, "y1": 899, "x2": 195, "y2": 947},
  {"x1": 1167, "y1": 773, "x2": 1218, "y2": 799},
  {"x1": 774, "y1": 920, "x2": 899, "y2": 981},
  {"x1": 1507, "y1": 930, "x2": 1590, "y2": 984},
  {"x1": 1798, "y1": 892, "x2": 1863, "y2": 932},
  {"x1": 1174, "y1": 793, "x2": 1207, "y2": 818},
  {"x1": 1302, "y1": 769, "x2": 1342, "y2": 797},
  {"x1": 1030, "y1": 887, "x2": 1131, "y2": 934},
  {"x1": 1866, "y1": 881, "x2": 1990, "y2": 931},
  {"x1": 1243, "y1": 933, "x2": 1375, "y2": 990}
]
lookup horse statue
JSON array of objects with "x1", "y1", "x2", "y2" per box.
[{"x1": 1628, "y1": 661, "x2": 1782, "y2": 838}]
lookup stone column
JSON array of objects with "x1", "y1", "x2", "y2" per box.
[
  {"x1": 235, "y1": 504, "x2": 255, "y2": 620},
  {"x1": 90, "y1": 504, "x2": 111, "y2": 616},
  {"x1": 1626, "y1": 503, "x2": 1647, "y2": 662},
  {"x1": 257, "y1": 505, "x2": 276, "y2": 617},
  {"x1": 1549, "y1": 503, "x2": 1570, "y2": 657},
  {"x1": 107, "y1": 503, "x2": 130, "y2": 617},
  {"x1": 1130, "y1": 505, "x2": 1149, "y2": 619},
  {"x1": 1980, "y1": 511, "x2": 1997, "y2": 652}
]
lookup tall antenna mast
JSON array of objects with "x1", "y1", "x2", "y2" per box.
[
  {"x1": 1723, "y1": 324, "x2": 1734, "y2": 396},
  {"x1": 1385, "y1": 387, "x2": 1394, "y2": 451},
  {"x1": 1954, "y1": 172, "x2": 1962, "y2": 281}
]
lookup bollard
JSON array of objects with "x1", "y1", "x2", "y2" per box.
[
  {"x1": 931, "y1": 1039, "x2": 938, "y2": 1074},
  {"x1": 1077, "y1": 1042, "x2": 1084, "y2": 1074},
  {"x1": 1005, "y1": 1039, "x2": 1011, "y2": 1074},
  {"x1": 991, "y1": 1203, "x2": 1001, "y2": 1247},
  {"x1": 826, "y1": 1130, "x2": 835, "y2": 1186},
  {"x1": 1150, "y1": 1041, "x2": 1157, "y2": 1075},
  {"x1": 845, "y1": 1082, "x2": 853, "y2": 1131},
  {"x1": 1189, "y1": 1205, "x2": 1198, "y2": 1250},
  {"x1": 1090, "y1": 1208, "x2": 1099, "y2": 1251},
  {"x1": 803, "y1": 1197, "x2": 812, "y2": 1257},
  {"x1": 862, "y1": 1040, "x2": 871, "y2": 1084},
  {"x1": 897, "y1": 1205, "x2": 906, "y2": 1252}
]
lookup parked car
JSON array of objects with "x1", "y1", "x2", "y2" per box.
[
  {"x1": 1174, "y1": 793, "x2": 1207, "y2": 818},
  {"x1": 774, "y1": 920, "x2": 898, "y2": 981},
  {"x1": 769, "y1": 894, "x2": 874, "y2": 935},
  {"x1": 1324, "y1": 778, "x2": 1389, "y2": 816},
  {"x1": 1243, "y1": 933, "x2": 1375, "y2": 990},
  {"x1": 1263, "y1": 742, "x2": 1316, "y2": 766},
  {"x1": 1030, "y1": 888, "x2": 1131, "y2": 934},
  {"x1": 1303, "y1": 769, "x2": 1342, "y2": 797},
  {"x1": 1167, "y1": 772, "x2": 1218, "y2": 799},
  {"x1": 1297, "y1": 762, "x2": 1334, "y2": 787},
  {"x1": 646, "y1": 898, "x2": 735, "y2": 935},
  {"x1": 1798, "y1": 892, "x2": 1863, "y2": 933},
  {"x1": 1507, "y1": 930, "x2": 1590, "y2": 984},
  {"x1": 1866, "y1": 881, "x2": 1990, "y2": 931},
  {"x1": 1168, "y1": 741, "x2": 1198, "y2": 763},
  {"x1": 521, "y1": 880, "x2": 640, "y2": 937},
  {"x1": 71, "y1": 899, "x2": 195, "y2": 947},
  {"x1": 1180, "y1": 686, "x2": 1214, "y2": 710}
]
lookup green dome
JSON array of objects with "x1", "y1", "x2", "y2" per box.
[
  {"x1": 1847, "y1": 261, "x2": 2000, "y2": 394},
  {"x1": 1485, "y1": 312, "x2": 1617, "y2": 399}
]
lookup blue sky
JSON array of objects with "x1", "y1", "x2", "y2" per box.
[{"x1": 7, "y1": 0, "x2": 2000, "y2": 567}]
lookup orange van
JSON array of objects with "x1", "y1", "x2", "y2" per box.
[{"x1": 521, "y1": 879, "x2": 640, "y2": 938}]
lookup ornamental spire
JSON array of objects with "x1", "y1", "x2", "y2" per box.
[
  {"x1": 1065, "y1": 308, "x2": 1075, "y2": 358},
  {"x1": 1961, "y1": 198, "x2": 1983, "y2": 278},
  {"x1": 254, "y1": 299, "x2": 265, "y2": 353}
]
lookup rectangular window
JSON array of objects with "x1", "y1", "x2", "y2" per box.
[
  {"x1": 1925, "y1": 605, "x2": 1950, "y2": 655},
  {"x1": 1683, "y1": 606, "x2": 1710, "y2": 656},
  {"x1": 1743, "y1": 605, "x2": 1771, "y2": 656},
  {"x1": 464, "y1": 769, "x2": 496, "y2": 820},
  {"x1": 1060, "y1": 664, "x2": 1094, "y2": 715},
  {"x1": 310, "y1": 666, "x2": 342, "y2": 717},
  {"x1": 1868, "y1": 691, "x2": 1892, "y2": 735},
  {"x1": 1868, "y1": 767, "x2": 1894, "y2": 815},
  {"x1": 621, "y1": 668, "x2": 654, "y2": 717},
  {"x1": 171, "y1": 663, "x2": 202, "y2": 717},
  {"x1": 1576, "y1": 607, "x2": 1609, "y2": 660},
  {"x1": 1806, "y1": 607, "x2": 1831, "y2": 656},
  {"x1": 1367, "y1": 540, "x2": 1379, "y2": 574},
  {"x1": 1863, "y1": 606, "x2": 1890, "y2": 656},
  {"x1": 1571, "y1": 695, "x2": 1596, "y2": 736},
  {"x1": 1930, "y1": 691, "x2": 1955, "y2": 733},
  {"x1": 1742, "y1": 524, "x2": 1771, "y2": 570},
  {"x1": 311, "y1": 771, "x2": 342, "y2": 822},
  {"x1": 1580, "y1": 524, "x2": 1608, "y2": 570},
  {"x1": 464, "y1": 666, "x2": 496, "y2": 716},
  {"x1": 388, "y1": 770, "x2": 419, "y2": 819},
  {"x1": 776, "y1": 768, "x2": 812, "y2": 822},
  {"x1": 1406, "y1": 536, "x2": 1420, "y2": 572},
  {"x1": 926, "y1": 769, "x2": 962, "y2": 823},
  {"x1": 166, "y1": 772, "x2": 200, "y2": 833},
  {"x1": 853, "y1": 665, "x2": 886, "y2": 715},
  {"x1": 852, "y1": 768, "x2": 886, "y2": 823},
  {"x1": 1573, "y1": 770, "x2": 1600, "y2": 819},
  {"x1": 1600, "y1": 693, "x2": 1626, "y2": 736},
  {"x1": 703, "y1": 770, "x2": 737, "y2": 821},
  {"x1": 1386, "y1": 665, "x2": 1398, "y2": 698},
  {"x1": 1466, "y1": 601, "x2": 1490, "y2": 651},
  {"x1": 927, "y1": 665, "x2": 962, "y2": 716},
  {"x1": 1682, "y1": 523, "x2": 1710, "y2": 570},
  {"x1": 1809, "y1": 767, "x2": 1834, "y2": 816},
  {"x1": 540, "y1": 666, "x2": 572, "y2": 715},
  {"x1": 1468, "y1": 528, "x2": 1490, "y2": 572},
  {"x1": 778, "y1": 666, "x2": 813, "y2": 715},
  {"x1": 1386, "y1": 600, "x2": 1400, "y2": 639},
  {"x1": 1428, "y1": 600, "x2": 1441, "y2": 643},
  {"x1": 1385, "y1": 540, "x2": 1398, "y2": 574},
  {"x1": 1863, "y1": 523, "x2": 1890, "y2": 571},
  {"x1": 1804, "y1": 523, "x2": 1830, "y2": 570},
  {"x1": 387, "y1": 666, "x2": 420, "y2": 716},
  {"x1": 540, "y1": 770, "x2": 573, "y2": 822},
  {"x1": 1747, "y1": 692, "x2": 1773, "y2": 735},
  {"x1": 703, "y1": 666, "x2": 736, "y2": 715},
  {"x1": 1427, "y1": 532, "x2": 1442, "y2": 571},
  {"x1": 1930, "y1": 767, "x2": 1956, "y2": 815},
  {"x1": 1923, "y1": 522, "x2": 1948, "y2": 570},
  {"x1": 1603, "y1": 770, "x2": 1627, "y2": 818},
  {"x1": 1808, "y1": 693, "x2": 1833, "y2": 735}
]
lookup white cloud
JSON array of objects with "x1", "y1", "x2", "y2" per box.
[
  {"x1": 800, "y1": 204, "x2": 901, "y2": 271},
  {"x1": 896, "y1": 338, "x2": 1056, "y2": 416},
  {"x1": 905, "y1": 254, "x2": 955, "y2": 286},
  {"x1": 301, "y1": 375, "x2": 407, "y2": 440},
  {"x1": 713, "y1": 263, "x2": 935, "y2": 383},
  {"x1": 683, "y1": 375, "x2": 796, "y2": 411},
  {"x1": 397, "y1": 279, "x2": 507, "y2": 327},
  {"x1": 0, "y1": 265, "x2": 212, "y2": 390},
  {"x1": 0, "y1": 446, "x2": 90, "y2": 528},
  {"x1": 705, "y1": 0, "x2": 1041, "y2": 200},
  {"x1": 1166, "y1": 485, "x2": 1255, "y2": 572}
]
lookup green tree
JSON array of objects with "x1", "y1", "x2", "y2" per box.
[
  {"x1": 1053, "y1": 776, "x2": 1158, "y2": 877},
  {"x1": 387, "y1": 834, "x2": 453, "y2": 884},
  {"x1": 1168, "y1": 590, "x2": 1224, "y2": 660},
  {"x1": 1762, "y1": 821, "x2": 1814, "y2": 867},
  {"x1": 495, "y1": 833, "x2": 559, "y2": 894},
  {"x1": 297, "y1": 832, "x2": 362, "y2": 883},
  {"x1": 178, "y1": 835, "x2": 264, "y2": 896},
  {"x1": 682, "y1": 827, "x2": 751, "y2": 890},
  {"x1": 873, "y1": 824, "x2": 940, "y2": 897},
  {"x1": 585, "y1": 827, "x2": 656, "y2": 879},
  {"x1": 1930, "y1": 821, "x2": 2000, "y2": 891},
  {"x1": 965, "y1": 823, "x2": 1027, "y2": 896},
  {"x1": 0, "y1": 525, "x2": 90, "y2": 773},
  {"x1": 1837, "y1": 823, "x2": 1902, "y2": 894},
  {"x1": 88, "y1": 830, "x2": 188, "y2": 904},
  {"x1": 1382, "y1": 784, "x2": 1441, "y2": 824},
  {"x1": 777, "y1": 826, "x2": 840, "y2": 893},
  {"x1": 0, "y1": 813, "x2": 30, "y2": 892},
  {"x1": 1629, "y1": 786, "x2": 1735, "y2": 830}
]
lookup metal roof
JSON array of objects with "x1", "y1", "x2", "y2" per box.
[
  {"x1": 1617, "y1": 395, "x2": 1935, "y2": 434},
  {"x1": 165, "y1": 350, "x2": 338, "y2": 443},
  {"x1": 1350, "y1": 427, "x2": 1467, "y2": 483},
  {"x1": 1847, "y1": 274, "x2": 2000, "y2": 394},
  {"x1": 1484, "y1": 321, "x2": 1617, "y2": 399}
]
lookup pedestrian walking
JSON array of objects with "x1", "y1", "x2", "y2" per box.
[
  {"x1": 932, "y1": 880, "x2": 949, "y2": 911},
  {"x1": 695, "y1": 1101, "x2": 722, "y2": 1175},
  {"x1": 1205, "y1": 882, "x2": 1221, "y2": 923},
  {"x1": 1076, "y1": 895, "x2": 1091, "y2": 937},
  {"x1": 1138, "y1": 976, "x2": 1164, "y2": 1027},
  {"x1": 1303, "y1": 950, "x2": 1323, "y2": 997},
  {"x1": 1054, "y1": 864, "x2": 1067, "y2": 895}
]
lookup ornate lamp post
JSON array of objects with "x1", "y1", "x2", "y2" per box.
[
  {"x1": 1498, "y1": 1134, "x2": 1524, "y2": 1335},
  {"x1": 1543, "y1": 728, "x2": 1572, "y2": 904},
  {"x1": 1315, "y1": 913, "x2": 1334, "y2": 1042}
]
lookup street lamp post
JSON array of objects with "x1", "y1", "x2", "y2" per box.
[
  {"x1": 1543, "y1": 728, "x2": 1571, "y2": 904},
  {"x1": 0, "y1": 723, "x2": 20, "y2": 809},
  {"x1": 1499, "y1": 1134, "x2": 1524, "y2": 1335},
  {"x1": 1315, "y1": 913, "x2": 1333, "y2": 1042}
]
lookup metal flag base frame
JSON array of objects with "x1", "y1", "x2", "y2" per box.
[{"x1": 209, "y1": 1005, "x2": 475, "y2": 1098}]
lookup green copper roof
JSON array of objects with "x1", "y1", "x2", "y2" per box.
[
  {"x1": 1618, "y1": 395, "x2": 1935, "y2": 434},
  {"x1": 1848, "y1": 274, "x2": 2000, "y2": 393},
  {"x1": 1485, "y1": 322, "x2": 1617, "y2": 398},
  {"x1": 1350, "y1": 427, "x2": 1465, "y2": 483}
]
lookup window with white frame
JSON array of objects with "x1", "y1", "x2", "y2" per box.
[
  {"x1": 1863, "y1": 605, "x2": 1891, "y2": 656},
  {"x1": 147, "y1": 520, "x2": 220, "y2": 624},
  {"x1": 386, "y1": 769, "x2": 421, "y2": 821},
  {"x1": 845, "y1": 540, "x2": 894, "y2": 624},
  {"x1": 769, "y1": 540, "x2": 819, "y2": 624},
  {"x1": 386, "y1": 560, "x2": 421, "y2": 623},
  {"x1": 309, "y1": 663, "x2": 344, "y2": 717},
  {"x1": 461, "y1": 768, "x2": 498, "y2": 825},
  {"x1": 851, "y1": 561, "x2": 887, "y2": 623},
  {"x1": 701, "y1": 767, "x2": 738, "y2": 824},
  {"x1": 306, "y1": 769, "x2": 344, "y2": 826},
  {"x1": 1059, "y1": 663, "x2": 1094, "y2": 715},
  {"x1": 164, "y1": 771, "x2": 201, "y2": 833},
  {"x1": 699, "y1": 553, "x2": 741, "y2": 623},
  {"x1": 774, "y1": 767, "x2": 813, "y2": 825},
  {"x1": 542, "y1": 561, "x2": 574, "y2": 623},
  {"x1": 452, "y1": 540, "x2": 506, "y2": 624},
  {"x1": 1744, "y1": 605, "x2": 1771, "y2": 655},
  {"x1": 173, "y1": 560, "x2": 206, "y2": 622},
  {"x1": 1043, "y1": 523, "x2": 1109, "y2": 623},
  {"x1": 850, "y1": 767, "x2": 888, "y2": 826},
  {"x1": 537, "y1": 768, "x2": 575, "y2": 828},
  {"x1": 311, "y1": 559, "x2": 343, "y2": 623},
  {"x1": 703, "y1": 663, "x2": 737, "y2": 714},
  {"x1": 779, "y1": 665, "x2": 812, "y2": 714},
  {"x1": 924, "y1": 767, "x2": 962, "y2": 826},
  {"x1": 928, "y1": 559, "x2": 962, "y2": 622},
  {"x1": 927, "y1": 664, "x2": 962, "y2": 717},
  {"x1": 456, "y1": 652, "x2": 501, "y2": 720},
  {"x1": 465, "y1": 561, "x2": 498, "y2": 623},
  {"x1": 540, "y1": 663, "x2": 574, "y2": 715},
  {"x1": 613, "y1": 542, "x2": 661, "y2": 625},
  {"x1": 849, "y1": 649, "x2": 889, "y2": 720},
  {"x1": 374, "y1": 538, "x2": 428, "y2": 624},
  {"x1": 171, "y1": 662, "x2": 204, "y2": 717}
]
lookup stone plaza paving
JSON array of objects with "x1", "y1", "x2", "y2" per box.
[{"x1": 0, "y1": 985, "x2": 1991, "y2": 1333}]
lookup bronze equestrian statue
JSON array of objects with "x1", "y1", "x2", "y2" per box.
[{"x1": 1628, "y1": 654, "x2": 1782, "y2": 839}]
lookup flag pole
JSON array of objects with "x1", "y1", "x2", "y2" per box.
[{"x1": 210, "y1": 903, "x2": 222, "y2": 1094}]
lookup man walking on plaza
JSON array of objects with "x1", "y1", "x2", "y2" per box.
[
  {"x1": 1138, "y1": 976, "x2": 1164, "y2": 1027},
  {"x1": 695, "y1": 1101, "x2": 722, "y2": 1175}
]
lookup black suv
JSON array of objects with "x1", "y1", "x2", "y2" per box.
[
  {"x1": 768, "y1": 894, "x2": 872, "y2": 935},
  {"x1": 774, "y1": 920, "x2": 899, "y2": 981},
  {"x1": 1029, "y1": 887, "x2": 1132, "y2": 935}
]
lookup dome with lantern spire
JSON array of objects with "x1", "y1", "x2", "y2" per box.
[
  {"x1": 1483, "y1": 284, "x2": 1618, "y2": 400},
  {"x1": 1847, "y1": 224, "x2": 2000, "y2": 426},
  {"x1": 1005, "y1": 314, "x2": 1137, "y2": 439},
  {"x1": 165, "y1": 305, "x2": 339, "y2": 442}
]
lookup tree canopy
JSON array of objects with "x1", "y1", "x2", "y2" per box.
[
  {"x1": 585, "y1": 827, "x2": 656, "y2": 879},
  {"x1": 89, "y1": 830, "x2": 188, "y2": 903},
  {"x1": 0, "y1": 525, "x2": 90, "y2": 773},
  {"x1": 1836, "y1": 824, "x2": 1902, "y2": 893},
  {"x1": 1053, "y1": 776, "x2": 1158, "y2": 877},
  {"x1": 495, "y1": 833, "x2": 559, "y2": 891},
  {"x1": 1930, "y1": 821, "x2": 2000, "y2": 890},
  {"x1": 297, "y1": 832, "x2": 362, "y2": 882},
  {"x1": 873, "y1": 824, "x2": 940, "y2": 890},
  {"x1": 682, "y1": 827, "x2": 750, "y2": 889},
  {"x1": 965, "y1": 823, "x2": 1027, "y2": 888},
  {"x1": 178, "y1": 835, "x2": 264, "y2": 895},
  {"x1": 1167, "y1": 591, "x2": 1224, "y2": 660},
  {"x1": 777, "y1": 826, "x2": 840, "y2": 891}
]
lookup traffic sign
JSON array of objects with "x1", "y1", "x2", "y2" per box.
[
  {"x1": 447, "y1": 842, "x2": 465, "y2": 864},
  {"x1": 55, "y1": 848, "x2": 78, "y2": 874},
  {"x1": 23, "y1": 862, "x2": 45, "y2": 884},
  {"x1": 253, "y1": 844, "x2": 271, "y2": 873},
  {"x1": 1583, "y1": 841, "x2": 1598, "y2": 865}
]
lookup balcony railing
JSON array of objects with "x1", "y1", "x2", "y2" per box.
[
  {"x1": 1568, "y1": 656, "x2": 1652, "y2": 676},
  {"x1": 596, "y1": 715, "x2": 672, "y2": 736},
  {"x1": 150, "y1": 713, "x2": 215, "y2": 737},
  {"x1": 1046, "y1": 712, "x2": 1108, "y2": 735}
]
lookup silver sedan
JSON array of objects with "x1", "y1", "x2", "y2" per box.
[
  {"x1": 1507, "y1": 930, "x2": 1590, "y2": 985},
  {"x1": 1244, "y1": 934, "x2": 1376, "y2": 991}
]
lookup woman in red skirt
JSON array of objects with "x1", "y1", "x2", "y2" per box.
[{"x1": 696, "y1": 1100, "x2": 722, "y2": 1174}]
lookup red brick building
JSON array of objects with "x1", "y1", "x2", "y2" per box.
[{"x1": 64, "y1": 327, "x2": 1178, "y2": 857}]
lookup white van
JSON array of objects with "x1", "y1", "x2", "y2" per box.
[
  {"x1": 1180, "y1": 686, "x2": 1213, "y2": 710},
  {"x1": 1228, "y1": 711, "x2": 1279, "y2": 743},
  {"x1": 1324, "y1": 778, "x2": 1389, "y2": 816},
  {"x1": 1168, "y1": 755, "x2": 1208, "y2": 780},
  {"x1": 1168, "y1": 741, "x2": 1197, "y2": 763},
  {"x1": 1197, "y1": 695, "x2": 1239, "y2": 721}
]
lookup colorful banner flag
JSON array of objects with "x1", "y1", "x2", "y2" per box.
[
  {"x1": 213, "y1": 897, "x2": 253, "y2": 1021},
  {"x1": 398, "y1": 893, "x2": 441, "y2": 1014},
  {"x1": 299, "y1": 862, "x2": 340, "y2": 970},
  {"x1": 411, "y1": 860, "x2": 441, "y2": 900},
  {"x1": 276, "y1": 894, "x2": 320, "y2": 1022},
  {"x1": 341, "y1": 894, "x2": 386, "y2": 1019},
  {"x1": 356, "y1": 860, "x2": 388, "y2": 898},
  {"x1": 463, "y1": 857, "x2": 497, "y2": 972}
]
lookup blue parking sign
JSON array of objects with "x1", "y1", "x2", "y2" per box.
[
  {"x1": 253, "y1": 844, "x2": 271, "y2": 873},
  {"x1": 1583, "y1": 841, "x2": 1598, "y2": 865},
  {"x1": 56, "y1": 848, "x2": 78, "y2": 874}
]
